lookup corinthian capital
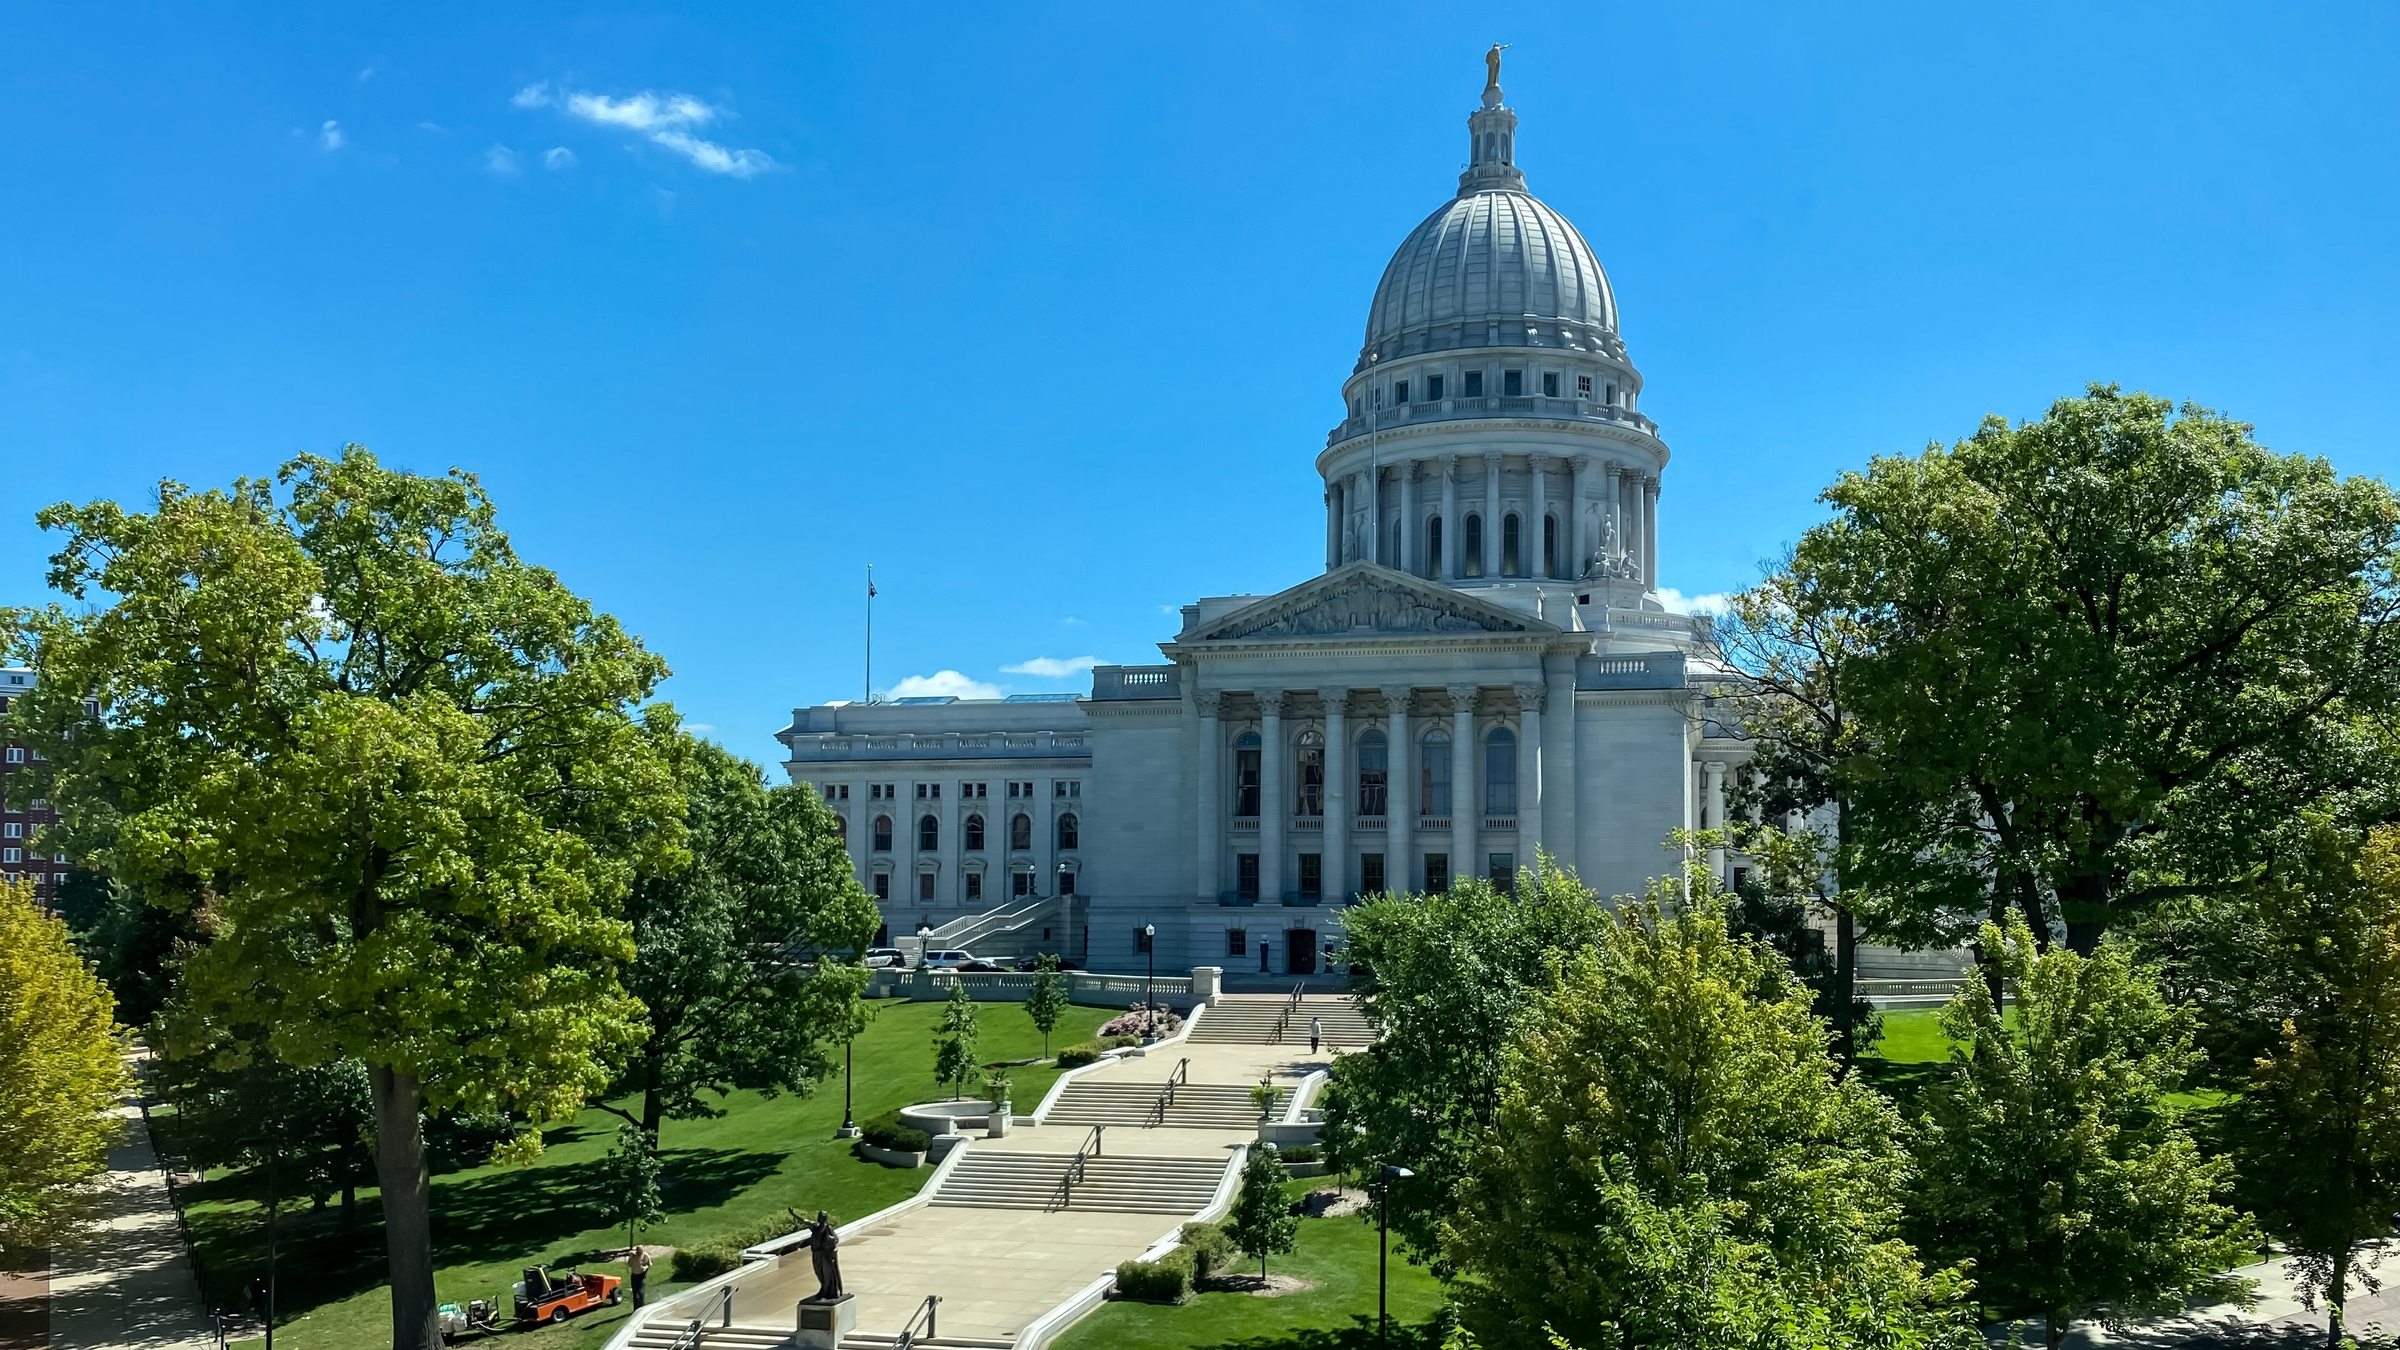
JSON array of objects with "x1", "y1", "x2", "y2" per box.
[
  {"x1": 1256, "y1": 689, "x2": 1288, "y2": 717},
  {"x1": 1196, "y1": 690, "x2": 1224, "y2": 717},
  {"x1": 1513, "y1": 683, "x2": 1546, "y2": 714}
]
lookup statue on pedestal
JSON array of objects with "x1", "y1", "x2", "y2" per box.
[{"x1": 807, "y1": 1210, "x2": 843, "y2": 1301}]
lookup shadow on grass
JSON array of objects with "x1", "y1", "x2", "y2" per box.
[
  {"x1": 1855, "y1": 1057, "x2": 1950, "y2": 1116},
  {"x1": 1183, "y1": 1315, "x2": 1447, "y2": 1350},
  {"x1": 433, "y1": 1145, "x2": 781, "y2": 1264}
]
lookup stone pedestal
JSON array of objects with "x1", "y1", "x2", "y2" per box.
[
  {"x1": 986, "y1": 1104, "x2": 1011, "y2": 1137},
  {"x1": 1192, "y1": 965, "x2": 1223, "y2": 1005},
  {"x1": 795, "y1": 1293, "x2": 857, "y2": 1349},
  {"x1": 833, "y1": 1124, "x2": 862, "y2": 1140}
]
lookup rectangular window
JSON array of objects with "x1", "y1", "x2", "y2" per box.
[
  {"x1": 2, "y1": 849, "x2": 16, "y2": 864},
  {"x1": 1542, "y1": 371, "x2": 1559, "y2": 397},
  {"x1": 1606, "y1": 383, "x2": 1616, "y2": 405},
  {"x1": 917, "y1": 873, "x2": 935, "y2": 901},
  {"x1": 1227, "y1": 928, "x2": 1247, "y2": 957},
  {"x1": 1235, "y1": 748, "x2": 1261, "y2": 818},
  {"x1": 1357, "y1": 740, "x2": 1387, "y2": 816},
  {"x1": 1298, "y1": 746, "x2": 1324, "y2": 817},
  {"x1": 965, "y1": 871, "x2": 983, "y2": 901},
  {"x1": 1298, "y1": 853, "x2": 1322, "y2": 901},
  {"x1": 1422, "y1": 740, "x2": 1452, "y2": 817},
  {"x1": 1361, "y1": 852, "x2": 1385, "y2": 896},
  {"x1": 1464, "y1": 371, "x2": 1484, "y2": 397},
  {"x1": 873, "y1": 873, "x2": 890, "y2": 900},
  {"x1": 1487, "y1": 735, "x2": 1518, "y2": 814},
  {"x1": 1577, "y1": 375, "x2": 1593, "y2": 398},
  {"x1": 2, "y1": 823, "x2": 16, "y2": 838},
  {"x1": 1237, "y1": 853, "x2": 1261, "y2": 901},
  {"x1": 1055, "y1": 780, "x2": 1081, "y2": 798},
  {"x1": 1014, "y1": 870, "x2": 1033, "y2": 898},
  {"x1": 1393, "y1": 379, "x2": 1410, "y2": 405},
  {"x1": 4, "y1": 749, "x2": 19, "y2": 764},
  {"x1": 1425, "y1": 852, "x2": 1449, "y2": 895},
  {"x1": 1135, "y1": 926, "x2": 1153, "y2": 954},
  {"x1": 1503, "y1": 369, "x2": 1523, "y2": 396},
  {"x1": 1059, "y1": 869, "x2": 1076, "y2": 896},
  {"x1": 1426, "y1": 373, "x2": 1444, "y2": 400},
  {"x1": 1491, "y1": 853, "x2": 1515, "y2": 893}
]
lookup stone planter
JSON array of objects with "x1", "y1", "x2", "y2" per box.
[
  {"x1": 902, "y1": 1100, "x2": 1002, "y2": 1138},
  {"x1": 856, "y1": 1142, "x2": 925, "y2": 1168}
]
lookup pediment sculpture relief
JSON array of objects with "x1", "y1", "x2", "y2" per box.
[{"x1": 1206, "y1": 581, "x2": 1525, "y2": 640}]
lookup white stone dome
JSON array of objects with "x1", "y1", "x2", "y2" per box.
[{"x1": 1360, "y1": 186, "x2": 1619, "y2": 370}]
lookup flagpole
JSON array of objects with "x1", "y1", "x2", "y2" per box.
[{"x1": 865, "y1": 564, "x2": 876, "y2": 705}]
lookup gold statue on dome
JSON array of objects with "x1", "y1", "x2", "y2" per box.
[{"x1": 1484, "y1": 43, "x2": 1510, "y2": 98}]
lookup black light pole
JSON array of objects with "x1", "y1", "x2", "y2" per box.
[
  {"x1": 237, "y1": 1136, "x2": 281, "y2": 1350},
  {"x1": 1142, "y1": 924, "x2": 1156, "y2": 1038},
  {"x1": 1378, "y1": 1163, "x2": 1414, "y2": 1348},
  {"x1": 842, "y1": 1034, "x2": 855, "y2": 1134}
]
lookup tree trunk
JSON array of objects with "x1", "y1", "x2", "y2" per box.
[
  {"x1": 368, "y1": 1062, "x2": 441, "y2": 1350},
  {"x1": 2327, "y1": 1247, "x2": 2349, "y2": 1349},
  {"x1": 2046, "y1": 1310, "x2": 2067, "y2": 1350},
  {"x1": 2062, "y1": 873, "x2": 2108, "y2": 956},
  {"x1": 641, "y1": 1040, "x2": 666, "y2": 1146},
  {"x1": 1833, "y1": 904, "x2": 1856, "y2": 1064}
]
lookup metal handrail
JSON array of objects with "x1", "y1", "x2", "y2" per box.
[
  {"x1": 1146, "y1": 1058, "x2": 1190, "y2": 1127},
  {"x1": 1269, "y1": 982, "x2": 1306, "y2": 1044},
  {"x1": 1051, "y1": 1124, "x2": 1105, "y2": 1211},
  {"x1": 666, "y1": 1318, "x2": 705, "y2": 1350},
  {"x1": 894, "y1": 1293, "x2": 942, "y2": 1349}
]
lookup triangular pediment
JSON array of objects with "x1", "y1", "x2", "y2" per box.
[{"x1": 1190, "y1": 563, "x2": 1554, "y2": 643}]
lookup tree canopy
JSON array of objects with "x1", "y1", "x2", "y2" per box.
[{"x1": 0, "y1": 877, "x2": 132, "y2": 1261}]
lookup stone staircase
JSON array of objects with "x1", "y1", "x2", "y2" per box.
[
  {"x1": 1042, "y1": 1079, "x2": 1290, "y2": 1129},
  {"x1": 842, "y1": 1335, "x2": 1014, "y2": 1350},
  {"x1": 1189, "y1": 996, "x2": 1375, "y2": 1047},
  {"x1": 929, "y1": 1150, "x2": 1228, "y2": 1213},
  {"x1": 627, "y1": 1324, "x2": 791, "y2": 1350}
]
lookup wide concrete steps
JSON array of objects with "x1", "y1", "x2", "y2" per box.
[
  {"x1": 841, "y1": 1335, "x2": 1015, "y2": 1350},
  {"x1": 628, "y1": 1325, "x2": 790, "y2": 1350},
  {"x1": 930, "y1": 1151, "x2": 1227, "y2": 1213},
  {"x1": 1190, "y1": 998, "x2": 1375, "y2": 1046},
  {"x1": 1042, "y1": 1081, "x2": 1291, "y2": 1129}
]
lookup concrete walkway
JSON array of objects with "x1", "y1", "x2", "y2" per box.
[
  {"x1": 49, "y1": 1062, "x2": 215, "y2": 1350},
  {"x1": 1989, "y1": 1243, "x2": 2400, "y2": 1346}
]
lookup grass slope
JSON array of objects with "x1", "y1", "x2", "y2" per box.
[
  {"x1": 174, "y1": 998, "x2": 1118, "y2": 1350},
  {"x1": 1052, "y1": 1180, "x2": 1449, "y2": 1350}
]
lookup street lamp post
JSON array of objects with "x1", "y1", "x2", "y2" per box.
[
  {"x1": 236, "y1": 1137, "x2": 281, "y2": 1350},
  {"x1": 1377, "y1": 1163, "x2": 1414, "y2": 1348},
  {"x1": 1142, "y1": 924, "x2": 1156, "y2": 1039}
]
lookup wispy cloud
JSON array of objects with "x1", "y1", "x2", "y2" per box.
[
  {"x1": 1002, "y1": 656, "x2": 1105, "y2": 679},
  {"x1": 484, "y1": 144, "x2": 518, "y2": 175},
  {"x1": 883, "y1": 671, "x2": 1001, "y2": 701},
  {"x1": 543, "y1": 146, "x2": 577, "y2": 170},
  {"x1": 1655, "y1": 588, "x2": 1734, "y2": 617},
  {"x1": 512, "y1": 82, "x2": 775, "y2": 178},
  {"x1": 319, "y1": 120, "x2": 345, "y2": 151}
]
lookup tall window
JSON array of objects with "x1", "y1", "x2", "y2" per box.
[
  {"x1": 1360, "y1": 852, "x2": 1385, "y2": 896},
  {"x1": 1463, "y1": 514, "x2": 1484, "y2": 577},
  {"x1": 1234, "y1": 730, "x2": 1262, "y2": 818},
  {"x1": 1577, "y1": 374, "x2": 1593, "y2": 399},
  {"x1": 1298, "y1": 853, "x2": 1322, "y2": 901},
  {"x1": 918, "y1": 873, "x2": 934, "y2": 901},
  {"x1": 1464, "y1": 370, "x2": 1484, "y2": 397},
  {"x1": 1011, "y1": 813, "x2": 1032, "y2": 850},
  {"x1": 1426, "y1": 373, "x2": 1444, "y2": 400},
  {"x1": 1238, "y1": 853, "x2": 1261, "y2": 901},
  {"x1": 1542, "y1": 371, "x2": 1560, "y2": 397},
  {"x1": 1422, "y1": 732, "x2": 1452, "y2": 817},
  {"x1": 1502, "y1": 513, "x2": 1522, "y2": 576},
  {"x1": 1503, "y1": 369, "x2": 1523, "y2": 396},
  {"x1": 1227, "y1": 928, "x2": 1247, "y2": 956},
  {"x1": 965, "y1": 871, "x2": 983, "y2": 901},
  {"x1": 1014, "y1": 869, "x2": 1034, "y2": 898},
  {"x1": 1486, "y1": 728, "x2": 1517, "y2": 815},
  {"x1": 1357, "y1": 730, "x2": 1388, "y2": 816},
  {"x1": 1427, "y1": 516, "x2": 1443, "y2": 577},
  {"x1": 1297, "y1": 733, "x2": 1324, "y2": 816},
  {"x1": 1057, "y1": 813, "x2": 1079, "y2": 850},
  {"x1": 1393, "y1": 378, "x2": 1410, "y2": 405},
  {"x1": 964, "y1": 814, "x2": 985, "y2": 850},
  {"x1": 1543, "y1": 515, "x2": 1558, "y2": 579},
  {"x1": 919, "y1": 815, "x2": 940, "y2": 851},
  {"x1": 873, "y1": 815, "x2": 893, "y2": 851},
  {"x1": 1490, "y1": 853, "x2": 1515, "y2": 891},
  {"x1": 874, "y1": 873, "x2": 890, "y2": 900},
  {"x1": 1425, "y1": 851, "x2": 1449, "y2": 895}
]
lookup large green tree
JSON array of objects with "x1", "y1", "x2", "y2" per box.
[
  {"x1": 0, "y1": 877, "x2": 132, "y2": 1261},
  {"x1": 1319, "y1": 855, "x2": 1610, "y2": 1268},
  {"x1": 1777, "y1": 386, "x2": 2400, "y2": 953},
  {"x1": 3, "y1": 450, "x2": 683, "y2": 1349},
  {"x1": 1442, "y1": 859, "x2": 1975, "y2": 1350},
  {"x1": 601, "y1": 736, "x2": 877, "y2": 1143},
  {"x1": 1909, "y1": 913, "x2": 2256, "y2": 1348}
]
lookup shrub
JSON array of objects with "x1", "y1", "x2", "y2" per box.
[
  {"x1": 1114, "y1": 1250, "x2": 1193, "y2": 1304},
  {"x1": 1100, "y1": 1034, "x2": 1143, "y2": 1050},
  {"x1": 1278, "y1": 1144, "x2": 1321, "y2": 1163},
  {"x1": 1099, "y1": 1003, "x2": 1183, "y2": 1038},
  {"x1": 1055, "y1": 1042, "x2": 1105, "y2": 1069},
  {"x1": 672, "y1": 1243, "x2": 741, "y2": 1283},
  {"x1": 860, "y1": 1110, "x2": 930, "y2": 1154},
  {"x1": 1178, "y1": 1221, "x2": 1236, "y2": 1279}
]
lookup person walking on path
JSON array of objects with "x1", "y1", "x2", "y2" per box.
[
  {"x1": 624, "y1": 1245, "x2": 651, "y2": 1308},
  {"x1": 1310, "y1": 1016, "x2": 1322, "y2": 1055}
]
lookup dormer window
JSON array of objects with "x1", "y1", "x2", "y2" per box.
[
  {"x1": 1426, "y1": 374, "x2": 1444, "y2": 400},
  {"x1": 1577, "y1": 375, "x2": 1593, "y2": 399},
  {"x1": 1464, "y1": 371, "x2": 1484, "y2": 397},
  {"x1": 1542, "y1": 372, "x2": 1559, "y2": 397},
  {"x1": 1503, "y1": 370, "x2": 1523, "y2": 397},
  {"x1": 1393, "y1": 379, "x2": 1410, "y2": 405}
]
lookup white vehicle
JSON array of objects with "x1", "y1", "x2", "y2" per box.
[
  {"x1": 921, "y1": 949, "x2": 977, "y2": 969},
  {"x1": 864, "y1": 947, "x2": 909, "y2": 968}
]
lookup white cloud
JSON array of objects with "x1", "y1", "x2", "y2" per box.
[
  {"x1": 1059, "y1": 616, "x2": 1090, "y2": 627},
  {"x1": 512, "y1": 82, "x2": 775, "y2": 178},
  {"x1": 1655, "y1": 588, "x2": 1735, "y2": 616},
  {"x1": 357, "y1": 67, "x2": 375, "y2": 83},
  {"x1": 484, "y1": 144, "x2": 518, "y2": 175},
  {"x1": 543, "y1": 146, "x2": 577, "y2": 170},
  {"x1": 319, "y1": 120, "x2": 345, "y2": 150},
  {"x1": 684, "y1": 722, "x2": 716, "y2": 734},
  {"x1": 883, "y1": 671, "x2": 1001, "y2": 701},
  {"x1": 1002, "y1": 656, "x2": 1104, "y2": 679}
]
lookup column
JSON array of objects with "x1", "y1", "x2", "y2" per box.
[
  {"x1": 1320, "y1": 688, "x2": 1348, "y2": 901},
  {"x1": 1381, "y1": 686, "x2": 1413, "y2": 890},
  {"x1": 1259, "y1": 690, "x2": 1286, "y2": 904},
  {"x1": 1482, "y1": 452, "x2": 1502, "y2": 578},
  {"x1": 1545, "y1": 660, "x2": 1577, "y2": 876},
  {"x1": 1643, "y1": 476, "x2": 1661, "y2": 588},
  {"x1": 1196, "y1": 692, "x2": 1222, "y2": 900},
  {"x1": 1568, "y1": 456, "x2": 1590, "y2": 578},
  {"x1": 1399, "y1": 463, "x2": 1417, "y2": 576},
  {"x1": 1448, "y1": 684, "x2": 1477, "y2": 886},
  {"x1": 1440, "y1": 457, "x2": 1461, "y2": 581},
  {"x1": 1513, "y1": 684, "x2": 1544, "y2": 862},
  {"x1": 1529, "y1": 452, "x2": 1551, "y2": 578},
  {"x1": 1603, "y1": 462, "x2": 1623, "y2": 571},
  {"x1": 1622, "y1": 471, "x2": 1643, "y2": 582},
  {"x1": 1324, "y1": 485, "x2": 1341, "y2": 571},
  {"x1": 1705, "y1": 760, "x2": 1727, "y2": 881},
  {"x1": 1354, "y1": 470, "x2": 1373, "y2": 567}
]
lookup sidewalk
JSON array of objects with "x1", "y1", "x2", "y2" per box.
[
  {"x1": 49, "y1": 1064, "x2": 216, "y2": 1350},
  {"x1": 1989, "y1": 1243, "x2": 2400, "y2": 1346},
  {"x1": 0, "y1": 1252, "x2": 46, "y2": 1350}
]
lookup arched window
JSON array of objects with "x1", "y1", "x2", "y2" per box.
[
  {"x1": 1389, "y1": 519, "x2": 1401, "y2": 567},
  {"x1": 835, "y1": 814, "x2": 849, "y2": 841},
  {"x1": 1427, "y1": 516, "x2": 1443, "y2": 578},
  {"x1": 872, "y1": 815, "x2": 893, "y2": 852},
  {"x1": 1357, "y1": 730, "x2": 1388, "y2": 817},
  {"x1": 1297, "y1": 731, "x2": 1325, "y2": 817},
  {"x1": 1463, "y1": 514, "x2": 1484, "y2": 578},
  {"x1": 964, "y1": 814, "x2": 985, "y2": 851},
  {"x1": 1057, "y1": 813, "x2": 1079, "y2": 850},
  {"x1": 1421, "y1": 731, "x2": 1453, "y2": 818},
  {"x1": 1234, "y1": 730, "x2": 1262, "y2": 818},
  {"x1": 1486, "y1": 728, "x2": 1518, "y2": 815},
  {"x1": 918, "y1": 814, "x2": 940, "y2": 852},
  {"x1": 1010, "y1": 813, "x2": 1032, "y2": 850},
  {"x1": 1543, "y1": 515, "x2": 1559, "y2": 579},
  {"x1": 1502, "y1": 513, "x2": 1522, "y2": 576}
]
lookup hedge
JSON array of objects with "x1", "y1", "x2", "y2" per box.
[
  {"x1": 1177, "y1": 1221, "x2": 1236, "y2": 1279},
  {"x1": 860, "y1": 1109, "x2": 931, "y2": 1153},
  {"x1": 1114, "y1": 1250, "x2": 1193, "y2": 1304}
]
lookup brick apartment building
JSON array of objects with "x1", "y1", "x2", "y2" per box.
[{"x1": 0, "y1": 667, "x2": 74, "y2": 907}]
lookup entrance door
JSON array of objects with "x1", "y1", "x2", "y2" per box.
[{"x1": 1286, "y1": 928, "x2": 1318, "y2": 976}]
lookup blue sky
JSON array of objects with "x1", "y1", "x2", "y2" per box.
[{"x1": 5, "y1": 4, "x2": 2397, "y2": 762}]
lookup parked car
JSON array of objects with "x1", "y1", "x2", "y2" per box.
[
  {"x1": 1012, "y1": 955, "x2": 1084, "y2": 972},
  {"x1": 921, "y1": 949, "x2": 977, "y2": 969},
  {"x1": 954, "y1": 959, "x2": 1009, "y2": 972},
  {"x1": 863, "y1": 947, "x2": 909, "y2": 969}
]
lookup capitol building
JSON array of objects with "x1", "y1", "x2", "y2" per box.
[{"x1": 779, "y1": 66, "x2": 1743, "y2": 976}]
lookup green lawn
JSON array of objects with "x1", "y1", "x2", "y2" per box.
[
  {"x1": 1052, "y1": 1180, "x2": 1449, "y2": 1350},
  {"x1": 167, "y1": 998, "x2": 1119, "y2": 1350}
]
